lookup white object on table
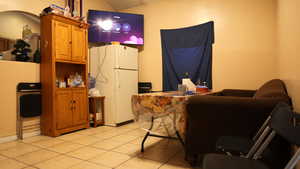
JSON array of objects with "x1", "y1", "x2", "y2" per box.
[{"x1": 182, "y1": 78, "x2": 196, "y2": 92}]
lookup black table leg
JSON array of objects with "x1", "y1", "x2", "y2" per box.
[
  {"x1": 140, "y1": 116, "x2": 185, "y2": 153},
  {"x1": 176, "y1": 130, "x2": 185, "y2": 146},
  {"x1": 141, "y1": 131, "x2": 150, "y2": 152},
  {"x1": 141, "y1": 117, "x2": 154, "y2": 152}
]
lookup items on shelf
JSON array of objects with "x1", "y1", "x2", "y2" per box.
[
  {"x1": 41, "y1": 4, "x2": 65, "y2": 16},
  {"x1": 22, "y1": 25, "x2": 32, "y2": 40},
  {"x1": 72, "y1": 0, "x2": 80, "y2": 17},
  {"x1": 64, "y1": 4, "x2": 71, "y2": 17},
  {"x1": 33, "y1": 49, "x2": 41, "y2": 63},
  {"x1": 88, "y1": 88, "x2": 101, "y2": 97},
  {"x1": 68, "y1": 73, "x2": 85, "y2": 87},
  {"x1": 41, "y1": 4, "x2": 85, "y2": 22},
  {"x1": 88, "y1": 73, "x2": 96, "y2": 89},
  {"x1": 56, "y1": 72, "x2": 85, "y2": 88},
  {"x1": 57, "y1": 80, "x2": 66, "y2": 88}
]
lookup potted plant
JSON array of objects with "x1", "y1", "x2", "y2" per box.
[{"x1": 11, "y1": 39, "x2": 32, "y2": 62}]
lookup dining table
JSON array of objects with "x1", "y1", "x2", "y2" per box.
[{"x1": 131, "y1": 91, "x2": 210, "y2": 152}]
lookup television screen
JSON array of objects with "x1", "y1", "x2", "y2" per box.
[{"x1": 88, "y1": 10, "x2": 144, "y2": 45}]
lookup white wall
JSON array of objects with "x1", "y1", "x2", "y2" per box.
[
  {"x1": 277, "y1": 0, "x2": 300, "y2": 111},
  {"x1": 0, "y1": 12, "x2": 39, "y2": 40},
  {"x1": 0, "y1": 0, "x2": 65, "y2": 15}
]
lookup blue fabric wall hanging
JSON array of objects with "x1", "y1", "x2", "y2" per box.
[{"x1": 161, "y1": 21, "x2": 214, "y2": 91}]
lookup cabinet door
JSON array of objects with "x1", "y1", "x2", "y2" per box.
[
  {"x1": 54, "y1": 21, "x2": 72, "y2": 61},
  {"x1": 71, "y1": 26, "x2": 87, "y2": 62},
  {"x1": 55, "y1": 90, "x2": 73, "y2": 129},
  {"x1": 72, "y1": 89, "x2": 88, "y2": 125}
]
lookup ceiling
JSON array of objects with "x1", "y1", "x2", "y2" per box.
[{"x1": 104, "y1": 0, "x2": 152, "y2": 10}]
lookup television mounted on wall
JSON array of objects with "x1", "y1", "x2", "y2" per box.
[{"x1": 87, "y1": 10, "x2": 144, "y2": 45}]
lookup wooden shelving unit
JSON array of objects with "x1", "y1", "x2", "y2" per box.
[
  {"x1": 40, "y1": 14, "x2": 89, "y2": 136},
  {"x1": 89, "y1": 96, "x2": 105, "y2": 127}
]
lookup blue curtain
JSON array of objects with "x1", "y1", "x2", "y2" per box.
[{"x1": 161, "y1": 21, "x2": 214, "y2": 91}]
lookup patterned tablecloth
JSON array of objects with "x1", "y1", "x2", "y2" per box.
[{"x1": 131, "y1": 92, "x2": 207, "y2": 136}]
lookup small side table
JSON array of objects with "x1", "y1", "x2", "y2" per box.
[{"x1": 89, "y1": 96, "x2": 105, "y2": 127}]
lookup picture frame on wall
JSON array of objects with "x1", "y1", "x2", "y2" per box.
[{"x1": 68, "y1": 0, "x2": 83, "y2": 17}]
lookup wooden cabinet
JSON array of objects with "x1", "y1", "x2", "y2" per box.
[
  {"x1": 40, "y1": 14, "x2": 89, "y2": 137},
  {"x1": 89, "y1": 96, "x2": 105, "y2": 127},
  {"x1": 53, "y1": 20, "x2": 87, "y2": 63},
  {"x1": 0, "y1": 38, "x2": 10, "y2": 52},
  {"x1": 54, "y1": 21, "x2": 72, "y2": 61},
  {"x1": 56, "y1": 89, "x2": 87, "y2": 129},
  {"x1": 71, "y1": 26, "x2": 87, "y2": 62},
  {"x1": 72, "y1": 89, "x2": 88, "y2": 125},
  {"x1": 55, "y1": 90, "x2": 73, "y2": 129}
]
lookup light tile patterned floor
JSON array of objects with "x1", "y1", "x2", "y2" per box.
[{"x1": 0, "y1": 122, "x2": 200, "y2": 169}]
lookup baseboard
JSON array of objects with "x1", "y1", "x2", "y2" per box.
[
  {"x1": 0, "y1": 135, "x2": 17, "y2": 144},
  {"x1": 23, "y1": 130, "x2": 41, "y2": 138},
  {"x1": 105, "y1": 120, "x2": 134, "y2": 127},
  {"x1": 0, "y1": 131, "x2": 41, "y2": 144},
  {"x1": 117, "y1": 120, "x2": 134, "y2": 127}
]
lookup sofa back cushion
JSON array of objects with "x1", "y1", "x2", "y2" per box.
[{"x1": 254, "y1": 79, "x2": 288, "y2": 99}]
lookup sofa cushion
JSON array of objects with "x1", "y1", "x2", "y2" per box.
[{"x1": 254, "y1": 79, "x2": 287, "y2": 98}]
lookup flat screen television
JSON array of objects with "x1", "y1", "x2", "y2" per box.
[{"x1": 88, "y1": 10, "x2": 144, "y2": 45}]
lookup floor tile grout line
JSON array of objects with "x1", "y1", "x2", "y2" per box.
[
  {"x1": 111, "y1": 134, "x2": 182, "y2": 169},
  {"x1": 65, "y1": 127, "x2": 139, "y2": 144},
  {"x1": 11, "y1": 148, "x2": 51, "y2": 166},
  {"x1": 31, "y1": 148, "x2": 86, "y2": 168},
  {"x1": 13, "y1": 144, "x2": 75, "y2": 167},
  {"x1": 57, "y1": 126, "x2": 145, "y2": 168},
  {"x1": 1, "y1": 143, "x2": 44, "y2": 159},
  {"x1": 109, "y1": 155, "x2": 135, "y2": 168},
  {"x1": 86, "y1": 157, "x2": 126, "y2": 169},
  {"x1": 8, "y1": 139, "x2": 90, "y2": 167},
  {"x1": 157, "y1": 148, "x2": 184, "y2": 169},
  {"x1": 62, "y1": 137, "x2": 141, "y2": 162},
  {"x1": 63, "y1": 146, "x2": 109, "y2": 160},
  {"x1": 1, "y1": 130, "x2": 137, "y2": 157},
  {"x1": 0, "y1": 124, "x2": 138, "y2": 146},
  {"x1": 0, "y1": 124, "x2": 172, "y2": 169},
  {"x1": 0, "y1": 155, "x2": 31, "y2": 168},
  {"x1": 29, "y1": 136, "x2": 135, "y2": 168},
  {"x1": 66, "y1": 137, "x2": 138, "y2": 169},
  {"x1": 25, "y1": 133, "x2": 136, "y2": 168}
]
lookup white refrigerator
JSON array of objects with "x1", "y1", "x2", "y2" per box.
[{"x1": 89, "y1": 45, "x2": 138, "y2": 126}]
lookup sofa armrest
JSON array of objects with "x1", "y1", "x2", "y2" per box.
[
  {"x1": 185, "y1": 95, "x2": 281, "y2": 155},
  {"x1": 293, "y1": 113, "x2": 300, "y2": 125},
  {"x1": 221, "y1": 89, "x2": 256, "y2": 97},
  {"x1": 207, "y1": 91, "x2": 223, "y2": 96}
]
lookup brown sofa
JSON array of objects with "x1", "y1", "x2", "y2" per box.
[{"x1": 185, "y1": 79, "x2": 292, "y2": 164}]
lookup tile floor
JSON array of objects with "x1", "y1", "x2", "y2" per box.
[{"x1": 0, "y1": 123, "x2": 200, "y2": 169}]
